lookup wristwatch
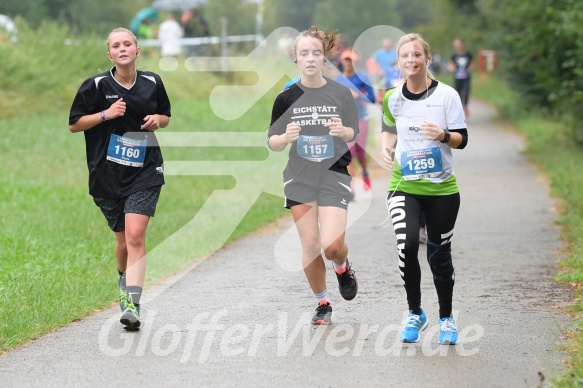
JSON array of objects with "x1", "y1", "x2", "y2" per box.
[{"x1": 440, "y1": 128, "x2": 450, "y2": 144}]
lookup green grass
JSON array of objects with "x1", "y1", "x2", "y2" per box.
[
  {"x1": 0, "y1": 24, "x2": 291, "y2": 351},
  {"x1": 472, "y1": 75, "x2": 583, "y2": 386},
  {"x1": 0, "y1": 90, "x2": 288, "y2": 352}
]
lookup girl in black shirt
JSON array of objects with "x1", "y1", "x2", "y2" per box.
[
  {"x1": 69, "y1": 27, "x2": 171, "y2": 330},
  {"x1": 268, "y1": 26, "x2": 359, "y2": 325}
]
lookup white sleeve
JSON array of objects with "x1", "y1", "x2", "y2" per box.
[{"x1": 445, "y1": 87, "x2": 466, "y2": 130}]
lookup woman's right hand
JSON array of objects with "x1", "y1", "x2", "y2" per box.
[
  {"x1": 105, "y1": 98, "x2": 126, "y2": 120},
  {"x1": 284, "y1": 122, "x2": 301, "y2": 143},
  {"x1": 382, "y1": 147, "x2": 394, "y2": 169}
]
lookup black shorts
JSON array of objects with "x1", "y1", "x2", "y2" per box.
[
  {"x1": 284, "y1": 170, "x2": 353, "y2": 210},
  {"x1": 93, "y1": 186, "x2": 162, "y2": 232}
]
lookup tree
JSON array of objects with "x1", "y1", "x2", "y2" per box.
[
  {"x1": 393, "y1": 0, "x2": 434, "y2": 32},
  {"x1": 438, "y1": 0, "x2": 583, "y2": 144},
  {"x1": 448, "y1": 0, "x2": 479, "y2": 14},
  {"x1": 313, "y1": 0, "x2": 397, "y2": 45},
  {"x1": 262, "y1": 0, "x2": 315, "y2": 33},
  {"x1": 205, "y1": 0, "x2": 256, "y2": 36},
  {"x1": 0, "y1": 0, "x2": 151, "y2": 34}
]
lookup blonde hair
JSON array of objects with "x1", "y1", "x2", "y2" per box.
[
  {"x1": 292, "y1": 26, "x2": 340, "y2": 60},
  {"x1": 105, "y1": 27, "x2": 138, "y2": 49},
  {"x1": 396, "y1": 33, "x2": 434, "y2": 79}
]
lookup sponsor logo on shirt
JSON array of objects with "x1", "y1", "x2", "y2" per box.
[
  {"x1": 291, "y1": 105, "x2": 339, "y2": 126},
  {"x1": 106, "y1": 95, "x2": 119, "y2": 99}
]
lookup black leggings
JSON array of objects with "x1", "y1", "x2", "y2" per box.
[
  {"x1": 454, "y1": 78, "x2": 471, "y2": 107},
  {"x1": 387, "y1": 191, "x2": 460, "y2": 318}
]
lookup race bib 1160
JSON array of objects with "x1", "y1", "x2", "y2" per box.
[{"x1": 106, "y1": 134, "x2": 146, "y2": 167}]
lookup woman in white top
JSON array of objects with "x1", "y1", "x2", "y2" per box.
[{"x1": 381, "y1": 33, "x2": 468, "y2": 345}]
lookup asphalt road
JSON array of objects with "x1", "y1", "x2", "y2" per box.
[{"x1": 0, "y1": 100, "x2": 571, "y2": 387}]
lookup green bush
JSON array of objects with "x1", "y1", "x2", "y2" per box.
[
  {"x1": 476, "y1": 0, "x2": 583, "y2": 145},
  {"x1": 0, "y1": 18, "x2": 108, "y2": 116}
]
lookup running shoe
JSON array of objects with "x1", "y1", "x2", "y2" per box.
[
  {"x1": 362, "y1": 174, "x2": 371, "y2": 191},
  {"x1": 400, "y1": 309, "x2": 428, "y2": 343},
  {"x1": 118, "y1": 275, "x2": 127, "y2": 311},
  {"x1": 335, "y1": 259, "x2": 358, "y2": 301},
  {"x1": 119, "y1": 292, "x2": 141, "y2": 329},
  {"x1": 438, "y1": 317, "x2": 458, "y2": 345},
  {"x1": 119, "y1": 290, "x2": 129, "y2": 312},
  {"x1": 311, "y1": 301, "x2": 332, "y2": 325}
]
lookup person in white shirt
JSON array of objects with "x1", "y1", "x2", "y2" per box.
[
  {"x1": 381, "y1": 33, "x2": 468, "y2": 346},
  {"x1": 158, "y1": 14, "x2": 183, "y2": 57}
]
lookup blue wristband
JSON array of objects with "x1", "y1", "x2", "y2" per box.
[{"x1": 100, "y1": 111, "x2": 107, "y2": 121}]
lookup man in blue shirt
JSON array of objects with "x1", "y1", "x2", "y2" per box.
[{"x1": 374, "y1": 38, "x2": 397, "y2": 84}]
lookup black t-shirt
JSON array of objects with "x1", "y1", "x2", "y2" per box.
[
  {"x1": 268, "y1": 78, "x2": 359, "y2": 179},
  {"x1": 450, "y1": 52, "x2": 473, "y2": 80},
  {"x1": 69, "y1": 67, "x2": 171, "y2": 198}
]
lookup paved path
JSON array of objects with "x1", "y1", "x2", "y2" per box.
[{"x1": 0, "y1": 100, "x2": 571, "y2": 387}]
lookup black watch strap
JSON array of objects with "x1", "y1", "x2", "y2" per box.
[{"x1": 440, "y1": 129, "x2": 450, "y2": 144}]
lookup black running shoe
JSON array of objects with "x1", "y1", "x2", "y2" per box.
[
  {"x1": 335, "y1": 259, "x2": 358, "y2": 300},
  {"x1": 311, "y1": 301, "x2": 332, "y2": 325}
]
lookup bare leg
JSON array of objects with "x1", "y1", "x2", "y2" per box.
[
  {"x1": 347, "y1": 162, "x2": 356, "y2": 192},
  {"x1": 290, "y1": 203, "x2": 326, "y2": 294},
  {"x1": 114, "y1": 231, "x2": 128, "y2": 273},
  {"x1": 318, "y1": 206, "x2": 349, "y2": 265},
  {"x1": 124, "y1": 213, "x2": 150, "y2": 289}
]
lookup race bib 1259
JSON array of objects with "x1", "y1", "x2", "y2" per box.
[{"x1": 401, "y1": 146, "x2": 443, "y2": 180}]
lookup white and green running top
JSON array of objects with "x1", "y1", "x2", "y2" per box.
[{"x1": 383, "y1": 81, "x2": 466, "y2": 196}]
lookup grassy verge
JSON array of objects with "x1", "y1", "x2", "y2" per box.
[
  {"x1": 0, "y1": 39, "x2": 289, "y2": 352},
  {"x1": 471, "y1": 75, "x2": 583, "y2": 386}
]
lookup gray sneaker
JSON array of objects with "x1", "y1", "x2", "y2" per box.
[
  {"x1": 119, "y1": 292, "x2": 141, "y2": 330},
  {"x1": 311, "y1": 302, "x2": 332, "y2": 325}
]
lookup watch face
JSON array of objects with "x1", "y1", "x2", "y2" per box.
[{"x1": 442, "y1": 130, "x2": 450, "y2": 143}]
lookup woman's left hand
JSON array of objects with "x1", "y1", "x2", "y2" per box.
[
  {"x1": 325, "y1": 117, "x2": 352, "y2": 142},
  {"x1": 420, "y1": 121, "x2": 445, "y2": 142},
  {"x1": 141, "y1": 114, "x2": 161, "y2": 131}
]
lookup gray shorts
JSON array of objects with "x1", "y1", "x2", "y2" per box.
[
  {"x1": 284, "y1": 171, "x2": 353, "y2": 210},
  {"x1": 93, "y1": 186, "x2": 162, "y2": 232}
]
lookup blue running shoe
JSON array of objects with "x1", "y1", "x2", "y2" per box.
[
  {"x1": 438, "y1": 317, "x2": 458, "y2": 345},
  {"x1": 400, "y1": 309, "x2": 428, "y2": 343}
]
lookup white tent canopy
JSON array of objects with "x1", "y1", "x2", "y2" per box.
[{"x1": 151, "y1": 0, "x2": 207, "y2": 11}]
